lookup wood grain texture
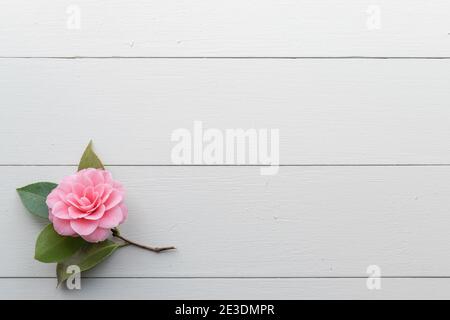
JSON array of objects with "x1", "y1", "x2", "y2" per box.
[
  {"x1": 1, "y1": 59, "x2": 450, "y2": 165},
  {"x1": 4, "y1": 166, "x2": 450, "y2": 278},
  {"x1": 0, "y1": 1, "x2": 449, "y2": 57}
]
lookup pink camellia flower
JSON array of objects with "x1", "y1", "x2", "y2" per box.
[{"x1": 46, "y1": 168, "x2": 128, "y2": 243}]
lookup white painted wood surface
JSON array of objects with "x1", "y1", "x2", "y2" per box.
[
  {"x1": 3, "y1": 165, "x2": 450, "y2": 300},
  {"x1": 0, "y1": 1, "x2": 449, "y2": 299},
  {"x1": 3, "y1": 278, "x2": 450, "y2": 300},
  {"x1": 1, "y1": 59, "x2": 450, "y2": 165},
  {"x1": 4, "y1": 165, "x2": 450, "y2": 278},
  {"x1": 0, "y1": 1, "x2": 449, "y2": 57}
]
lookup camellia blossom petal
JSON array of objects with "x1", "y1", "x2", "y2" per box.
[{"x1": 46, "y1": 168, "x2": 127, "y2": 243}]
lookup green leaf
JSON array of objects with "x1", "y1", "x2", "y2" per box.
[
  {"x1": 56, "y1": 240, "x2": 121, "y2": 285},
  {"x1": 35, "y1": 224, "x2": 86, "y2": 263},
  {"x1": 78, "y1": 140, "x2": 105, "y2": 171},
  {"x1": 16, "y1": 182, "x2": 57, "y2": 219}
]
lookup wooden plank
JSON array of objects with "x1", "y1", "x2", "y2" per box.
[
  {"x1": 4, "y1": 166, "x2": 450, "y2": 277},
  {"x1": 1, "y1": 1, "x2": 449, "y2": 57},
  {"x1": 1, "y1": 278, "x2": 449, "y2": 299},
  {"x1": 1, "y1": 59, "x2": 450, "y2": 165}
]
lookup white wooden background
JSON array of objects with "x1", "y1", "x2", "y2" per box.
[{"x1": 1, "y1": 0, "x2": 450, "y2": 299}]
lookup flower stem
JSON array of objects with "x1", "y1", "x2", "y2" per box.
[{"x1": 112, "y1": 228, "x2": 175, "y2": 253}]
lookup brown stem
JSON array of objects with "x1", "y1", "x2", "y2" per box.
[{"x1": 112, "y1": 228, "x2": 175, "y2": 253}]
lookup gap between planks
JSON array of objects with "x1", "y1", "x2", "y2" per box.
[
  {"x1": 3, "y1": 164, "x2": 450, "y2": 167},
  {"x1": 1, "y1": 56, "x2": 450, "y2": 60},
  {"x1": 4, "y1": 276, "x2": 450, "y2": 279}
]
